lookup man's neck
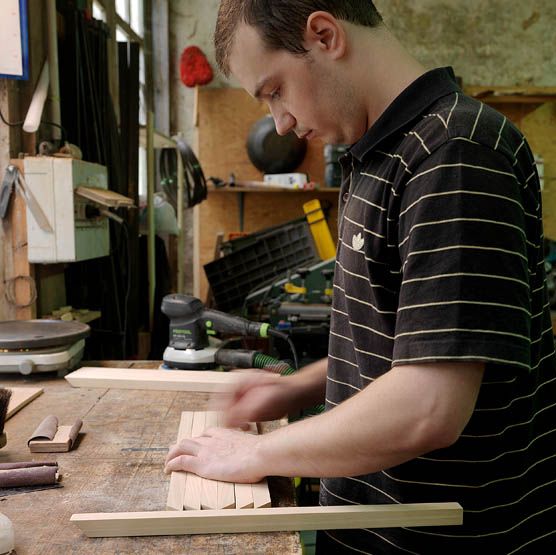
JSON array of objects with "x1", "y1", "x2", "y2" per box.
[{"x1": 350, "y1": 25, "x2": 427, "y2": 130}]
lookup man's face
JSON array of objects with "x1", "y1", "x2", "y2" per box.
[{"x1": 229, "y1": 23, "x2": 367, "y2": 145}]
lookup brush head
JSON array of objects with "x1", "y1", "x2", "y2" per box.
[{"x1": 0, "y1": 388, "x2": 12, "y2": 434}]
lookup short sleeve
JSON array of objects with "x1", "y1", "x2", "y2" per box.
[{"x1": 393, "y1": 140, "x2": 532, "y2": 370}]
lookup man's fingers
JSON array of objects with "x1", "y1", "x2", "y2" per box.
[
  {"x1": 165, "y1": 438, "x2": 200, "y2": 465},
  {"x1": 164, "y1": 454, "x2": 196, "y2": 474}
]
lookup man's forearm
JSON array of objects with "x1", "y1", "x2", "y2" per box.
[
  {"x1": 289, "y1": 357, "x2": 328, "y2": 408},
  {"x1": 256, "y1": 362, "x2": 483, "y2": 478}
]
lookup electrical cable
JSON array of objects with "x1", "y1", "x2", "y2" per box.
[
  {"x1": 268, "y1": 328, "x2": 299, "y2": 370},
  {"x1": 0, "y1": 106, "x2": 67, "y2": 143}
]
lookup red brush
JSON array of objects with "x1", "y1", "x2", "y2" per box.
[{"x1": 180, "y1": 46, "x2": 213, "y2": 88}]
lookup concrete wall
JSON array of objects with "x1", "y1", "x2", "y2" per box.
[{"x1": 169, "y1": 0, "x2": 556, "y2": 292}]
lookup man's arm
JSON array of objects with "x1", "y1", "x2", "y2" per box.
[
  {"x1": 165, "y1": 362, "x2": 484, "y2": 482},
  {"x1": 221, "y1": 357, "x2": 328, "y2": 428}
]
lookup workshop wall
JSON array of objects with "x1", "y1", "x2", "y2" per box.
[{"x1": 169, "y1": 0, "x2": 556, "y2": 292}]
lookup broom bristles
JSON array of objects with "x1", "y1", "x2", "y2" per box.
[{"x1": 0, "y1": 388, "x2": 12, "y2": 434}]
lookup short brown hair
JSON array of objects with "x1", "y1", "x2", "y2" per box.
[{"x1": 214, "y1": 0, "x2": 383, "y2": 77}]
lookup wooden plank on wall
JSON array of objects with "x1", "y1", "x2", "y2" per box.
[
  {"x1": 195, "y1": 87, "x2": 337, "y2": 301},
  {"x1": 71, "y1": 503, "x2": 463, "y2": 537},
  {"x1": 522, "y1": 102, "x2": 556, "y2": 239}
]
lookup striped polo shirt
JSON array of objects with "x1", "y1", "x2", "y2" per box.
[{"x1": 318, "y1": 67, "x2": 556, "y2": 554}]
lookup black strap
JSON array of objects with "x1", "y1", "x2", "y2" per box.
[{"x1": 159, "y1": 138, "x2": 207, "y2": 209}]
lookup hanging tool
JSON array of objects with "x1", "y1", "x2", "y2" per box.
[
  {"x1": 0, "y1": 166, "x2": 18, "y2": 220},
  {"x1": 0, "y1": 165, "x2": 53, "y2": 233},
  {"x1": 161, "y1": 294, "x2": 296, "y2": 370},
  {"x1": 16, "y1": 170, "x2": 54, "y2": 233}
]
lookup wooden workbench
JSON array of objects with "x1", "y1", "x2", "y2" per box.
[{"x1": 0, "y1": 362, "x2": 301, "y2": 554}]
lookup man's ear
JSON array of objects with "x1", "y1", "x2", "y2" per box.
[{"x1": 305, "y1": 11, "x2": 347, "y2": 59}]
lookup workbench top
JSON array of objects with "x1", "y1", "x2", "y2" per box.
[{"x1": 0, "y1": 361, "x2": 301, "y2": 554}]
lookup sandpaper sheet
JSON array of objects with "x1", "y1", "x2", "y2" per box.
[
  {"x1": 28, "y1": 417, "x2": 83, "y2": 452},
  {"x1": 0, "y1": 465, "x2": 58, "y2": 487},
  {"x1": 0, "y1": 461, "x2": 57, "y2": 471},
  {"x1": 28, "y1": 415, "x2": 58, "y2": 444}
]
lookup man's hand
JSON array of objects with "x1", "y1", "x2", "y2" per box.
[
  {"x1": 217, "y1": 372, "x2": 296, "y2": 428},
  {"x1": 164, "y1": 426, "x2": 265, "y2": 483},
  {"x1": 216, "y1": 358, "x2": 329, "y2": 428}
]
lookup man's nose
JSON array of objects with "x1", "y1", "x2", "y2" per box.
[{"x1": 272, "y1": 111, "x2": 295, "y2": 136}]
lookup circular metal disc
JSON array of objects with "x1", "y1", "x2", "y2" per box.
[{"x1": 0, "y1": 320, "x2": 90, "y2": 349}]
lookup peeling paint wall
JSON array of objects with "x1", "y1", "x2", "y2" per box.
[
  {"x1": 169, "y1": 0, "x2": 556, "y2": 291},
  {"x1": 375, "y1": 0, "x2": 556, "y2": 86}
]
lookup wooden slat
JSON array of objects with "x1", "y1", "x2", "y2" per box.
[
  {"x1": 216, "y1": 412, "x2": 235, "y2": 509},
  {"x1": 234, "y1": 483, "x2": 254, "y2": 510},
  {"x1": 5, "y1": 387, "x2": 43, "y2": 420},
  {"x1": 65, "y1": 367, "x2": 239, "y2": 392},
  {"x1": 251, "y1": 479, "x2": 272, "y2": 509},
  {"x1": 200, "y1": 412, "x2": 218, "y2": 510},
  {"x1": 71, "y1": 503, "x2": 463, "y2": 537},
  {"x1": 183, "y1": 412, "x2": 205, "y2": 511},
  {"x1": 246, "y1": 422, "x2": 272, "y2": 508},
  {"x1": 166, "y1": 412, "x2": 194, "y2": 510}
]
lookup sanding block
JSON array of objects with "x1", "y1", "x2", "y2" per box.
[{"x1": 28, "y1": 415, "x2": 82, "y2": 453}]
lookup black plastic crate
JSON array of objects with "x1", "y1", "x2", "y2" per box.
[
  {"x1": 220, "y1": 216, "x2": 308, "y2": 255},
  {"x1": 204, "y1": 219, "x2": 319, "y2": 312}
]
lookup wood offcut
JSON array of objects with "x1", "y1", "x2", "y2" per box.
[{"x1": 5, "y1": 387, "x2": 43, "y2": 420}]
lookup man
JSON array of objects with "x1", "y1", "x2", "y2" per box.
[{"x1": 165, "y1": 2, "x2": 556, "y2": 552}]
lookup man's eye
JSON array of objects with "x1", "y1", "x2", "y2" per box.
[{"x1": 270, "y1": 89, "x2": 280, "y2": 101}]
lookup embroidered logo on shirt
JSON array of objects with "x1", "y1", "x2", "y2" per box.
[{"x1": 352, "y1": 232, "x2": 364, "y2": 251}]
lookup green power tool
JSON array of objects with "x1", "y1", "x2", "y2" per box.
[{"x1": 161, "y1": 294, "x2": 294, "y2": 370}]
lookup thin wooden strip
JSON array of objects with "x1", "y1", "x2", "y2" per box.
[
  {"x1": 234, "y1": 483, "x2": 254, "y2": 510},
  {"x1": 200, "y1": 412, "x2": 218, "y2": 510},
  {"x1": 166, "y1": 412, "x2": 194, "y2": 511},
  {"x1": 184, "y1": 412, "x2": 205, "y2": 510},
  {"x1": 5, "y1": 387, "x2": 43, "y2": 419},
  {"x1": 216, "y1": 412, "x2": 235, "y2": 509},
  {"x1": 70, "y1": 503, "x2": 464, "y2": 537},
  {"x1": 245, "y1": 421, "x2": 271, "y2": 508},
  {"x1": 251, "y1": 478, "x2": 272, "y2": 509},
  {"x1": 65, "y1": 367, "x2": 239, "y2": 393}
]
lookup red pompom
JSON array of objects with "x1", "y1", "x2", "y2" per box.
[{"x1": 180, "y1": 46, "x2": 213, "y2": 87}]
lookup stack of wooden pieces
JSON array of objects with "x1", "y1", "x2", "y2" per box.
[{"x1": 166, "y1": 411, "x2": 271, "y2": 511}]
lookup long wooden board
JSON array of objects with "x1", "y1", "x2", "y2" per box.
[
  {"x1": 65, "y1": 367, "x2": 240, "y2": 392},
  {"x1": 71, "y1": 503, "x2": 463, "y2": 537},
  {"x1": 5, "y1": 387, "x2": 43, "y2": 420}
]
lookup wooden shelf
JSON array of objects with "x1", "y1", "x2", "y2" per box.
[
  {"x1": 465, "y1": 85, "x2": 556, "y2": 104},
  {"x1": 464, "y1": 85, "x2": 556, "y2": 130}
]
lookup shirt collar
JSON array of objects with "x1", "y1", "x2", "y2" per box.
[{"x1": 350, "y1": 67, "x2": 461, "y2": 161}]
